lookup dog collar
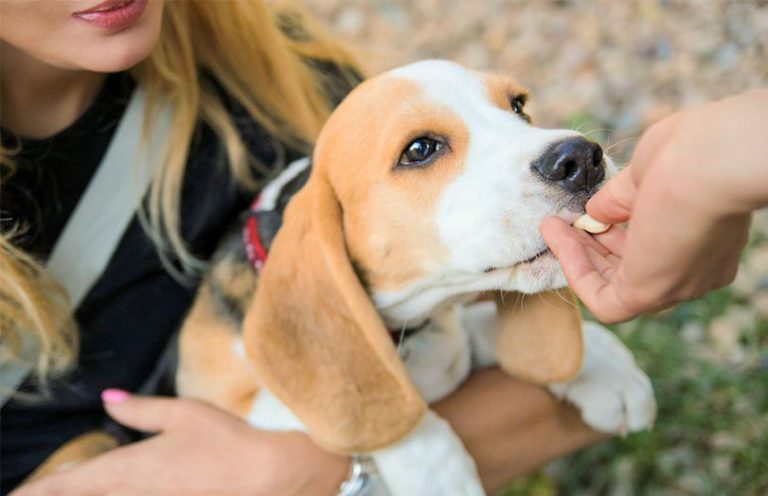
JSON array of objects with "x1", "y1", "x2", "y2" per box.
[
  {"x1": 243, "y1": 197, "x2": 268, "y2": 272},
  {"x1": 242, "y1": 157, "x2": 313, "y2": 273},
  {"x1": 244, "y1": 200, "x2": 429, "y2": 343},
  {"x1": 241, "y1": 158, "x2": 429, "y2": 343}
]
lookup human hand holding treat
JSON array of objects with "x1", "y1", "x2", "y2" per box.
[{"x1": 542, "y1": 89, "x2": 768, "y2": 323}]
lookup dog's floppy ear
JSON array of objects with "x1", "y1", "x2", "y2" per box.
[
  {"x1": 242, "y1": 173, "x2": 426, "y2": 454},
  {"x1": 495, "y1": 290, "x2": 583, "y2": 383}
]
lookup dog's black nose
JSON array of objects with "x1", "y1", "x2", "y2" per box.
[{"x1": 531, "y1": 137, "x2": 605, "y2": 192}]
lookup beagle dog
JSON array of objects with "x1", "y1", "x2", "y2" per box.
[{"x1": 30, "y1": 60, "x2": 656, "y2": 494}]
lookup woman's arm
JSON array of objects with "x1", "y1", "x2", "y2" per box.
[
  {"x1": 13, "y1": 374, "x2": 603, "y2": 496},
  {"x1": 434, "y1": 367, "x2": 605, "y2": 493},
  {"x1": 11, "y1": 394, "x2": 350, "y2": 496}
]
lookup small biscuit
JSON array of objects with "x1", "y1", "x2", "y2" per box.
[{"x1": 573, "y1": 214, "x2": 611, "y2": 234}]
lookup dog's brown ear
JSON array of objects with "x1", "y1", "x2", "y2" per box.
[
  {"x1": 495, "y1": 290, "x2": 583, "y2": 383},
  {"x1": 242, "y1": 174, "x2": 425, "y2": 454}
]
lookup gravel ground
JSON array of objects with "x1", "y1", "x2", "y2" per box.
[
  {"x1": 303, "y1": 1, "x2": 768, "y2": 494},
  {"x1": 306, "y1": 0, "x2": 768, "y2": 159}
]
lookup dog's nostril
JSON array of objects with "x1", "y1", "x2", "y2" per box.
[
  {"x1": 531, "y1": 137, "x2": 605, "y2": 192},
  {"x1": 551, "y1": 157, "x2": 579, "y2": 182},
  {"x1": 592, "y1": 146, "x2": 603, "y2": 167},
  {"x1": 563, "y1": 159, "x2": 578, "y2": 178}
]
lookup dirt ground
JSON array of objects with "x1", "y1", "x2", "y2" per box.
[{"x1": 303, "y1": 1, "x2": 768, "y2": 494}]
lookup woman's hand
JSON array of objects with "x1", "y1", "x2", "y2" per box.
[
  {"x1": 12, "y1": 391, "x2": 349, "y2": 496},
  {"x1": 13, "y1": 376, "x2": 607, "y2": 496},
  {"x1": 542, "y1": 89, "x2": 768, "y2": 323}
]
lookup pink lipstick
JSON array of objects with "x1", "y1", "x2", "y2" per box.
[{"x1": 72, "y1": 0, "x2": 148, "y2": 29}]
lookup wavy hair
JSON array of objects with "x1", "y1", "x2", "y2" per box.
[{"x1": 0, "y1": 0, "x2": 359, "y2": 389}]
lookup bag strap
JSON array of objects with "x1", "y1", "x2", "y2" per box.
[{"x1": 1, "y1": 87, "x2": 173, "y2": 406}]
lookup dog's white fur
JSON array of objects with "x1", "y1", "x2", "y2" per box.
[
  {"x1": 375, "y1": 61, "x2": 588, "y2": 325},
  {"x1": 247, "y1": 61, "x2": 656, "y2": 496}
]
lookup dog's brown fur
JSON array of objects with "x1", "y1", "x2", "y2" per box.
[{"x1": 26, "y1": 68, "x2": 587, "y2": 480}]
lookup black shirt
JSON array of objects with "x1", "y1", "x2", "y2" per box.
[{"x1": 0, "y1": 71, "x2": 308, "y2": 492}]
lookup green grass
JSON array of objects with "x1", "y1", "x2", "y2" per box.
[
  {"x1": 532, "y1": 288, "x2": 768, "y2": 495},
  {"x1": 497, "y1": 220, "x2": 768, "y2": 495}
]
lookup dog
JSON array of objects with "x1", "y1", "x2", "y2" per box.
[{"x1": 30, "y1": 60, "x2": 656, "y2": 495}]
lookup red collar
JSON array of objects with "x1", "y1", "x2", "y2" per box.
[
  {"x1": 243, "y1": 195, "x2": 429, "y2": 343},
  {"x1": 243, "y1": 197, "x2": 267, "y2": 272}
]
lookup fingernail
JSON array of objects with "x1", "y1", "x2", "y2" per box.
[{"x1": 101, "y1": 388, "x2": 130, "y2": 404}]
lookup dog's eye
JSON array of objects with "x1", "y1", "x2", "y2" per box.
[
  {"x1": 510, "y1": 95, "x2": 531, "y2": 122},
  {"x1": 509, "y1": 96, "x2": 525, "y2": 115},
  {"x1": 398, "y1": 137, "x2": 444, "y2": 167}
]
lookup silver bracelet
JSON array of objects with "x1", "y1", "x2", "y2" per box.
[{"x1": 337, "y1": 455, "x2": 388, "y2": 496}]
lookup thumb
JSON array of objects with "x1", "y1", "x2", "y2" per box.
[
  {"x1": 101, "y1": 389, "x2": 196, "y2": 434},
  {"x1": 586, "y1": 166, "x2": 637, "y2": 224},
  {"x1": 589, "y1": 111, "x2": 683, "y2": 224}
]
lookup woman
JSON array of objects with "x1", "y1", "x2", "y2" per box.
[{"x1": 0, "y1": 1, "x2": 603, "y2": 494}]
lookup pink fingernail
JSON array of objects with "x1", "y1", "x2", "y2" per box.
[{"x1": 101, "y1": 388, "x2": 130, "y2": 404}]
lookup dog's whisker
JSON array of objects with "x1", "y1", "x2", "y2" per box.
[
  {"x1": 396, "y1": 322, "x2": 408, "y2": 354},
  {"x1": 516, "y1": 292, "x2": 526, "y2": 313},
  {"x1": 497, "y1": 289, "x2": 509, "y2": 308},
  {"x1": 581, "y1": 128, "x2": 611, "y2": 138},
  {"x1": 605, "y1": 136, "x2": 638, "y2": 154},
  {"x1": 552, "y1": 288, "x2": 579, "y2": 309},
  {"x1": 571, "y1": 121, "x2": 588, "y2": 134}
]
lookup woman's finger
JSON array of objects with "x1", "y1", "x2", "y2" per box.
[
  {"x1": 12, "y1": 455, "x2": 118, "y2": 496},
  {"x1": 101, "y1": 390, "x2": 214, "y2": 434},
  {"x1": 541, "y1": 217, "x2": 634, "y2": 323},
  {"x1": 541, "y1": 217, "x2": 604, "y2": 283},
  {"x1": 591, "y1": 223, "x2": 627, "y2": 257}
]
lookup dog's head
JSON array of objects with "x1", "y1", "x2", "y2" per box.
[{"x1": 244, "y1": 60, "x2": 615, "y2": 453}]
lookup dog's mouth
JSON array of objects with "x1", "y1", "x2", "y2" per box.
[
  {"x1": 483, "y1": 247, "x2": 552, "y2": 273},
  {"x1": 481, "y1": 208, "x2": 588, "y2": 274},
  {"x1": 520, "y1": 247, "x2": 552, "y2": 264}
]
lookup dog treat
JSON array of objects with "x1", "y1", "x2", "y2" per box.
[{"x1": 573, "y1": 214, "x2": 611, "y2": 234}]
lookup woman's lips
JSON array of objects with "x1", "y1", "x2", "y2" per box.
[{"x1": 72, "y1": 0, "x2": 148, "y2": 29}]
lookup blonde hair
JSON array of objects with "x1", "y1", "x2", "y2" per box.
[{"x1": 0, "y1": 0, "x2": 359, "y2": 387}]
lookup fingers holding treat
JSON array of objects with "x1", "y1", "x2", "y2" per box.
[{"x1": 573, "y1": 213, "x2": 611, "y2": 234}]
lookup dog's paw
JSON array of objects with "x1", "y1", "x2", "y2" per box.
[{"x1": 547, "y1": 322, "x2": 656, "y2": 434}]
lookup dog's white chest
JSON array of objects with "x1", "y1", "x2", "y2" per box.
[{"x1": 397, "y1": 306, "x2": 472, "y2": 404}]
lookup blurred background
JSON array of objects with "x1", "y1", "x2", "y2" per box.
[{"x1": 303, "y1": 0, "x2": 768, "y2": 494}]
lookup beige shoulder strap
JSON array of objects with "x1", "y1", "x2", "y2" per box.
[{"x1": 1, "y1": 88, "x2": 172, "y2": 406}]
